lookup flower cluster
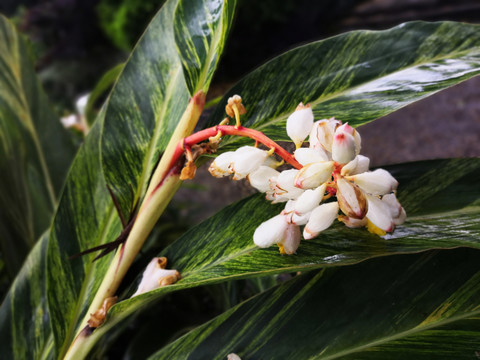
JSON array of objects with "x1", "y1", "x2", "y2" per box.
[{"x1": 208, "y1": 99, "x2": 405, "y2": 254}]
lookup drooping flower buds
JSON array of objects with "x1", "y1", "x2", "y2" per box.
[
  {"x1": 231, "y1": 146, "x2": 269, "y2": 180},
  {"x1": 332, "y1": 124, "x2": 357, "y2": 164},
  {"x1": 303, "y1": 202, "x2": 339, "y2": 240},
  {"x1": 286, "y1": 103, "x2": 314, "y2": 148},
  {"x1": 294, "y1": 161, "x2": 334, "y2": 189}
]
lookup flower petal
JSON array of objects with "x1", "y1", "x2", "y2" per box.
[
  {"x1": 253, "y1": 214, "x2": 288, "y2": 248},
  {"x1": 365, "y1": 194, "x2": 394, "y2": 232},
  {"x1": 208, "y1": 151, "x2": 235, "y2": 177},
  {"x1": 309, "y1": 118, "x2": 340, "y2": 152},
  {"x1": 341, "y1": 155, "x2": 370, "y2": 176},
  {"x1": 332, "y1": 130, "x2": 356, "y2": 164},
  {"x1": 294, "y1": 147, "x2": 329, "y2": 166},
  {"x1": 294, "y1": 161, "x2": 334, "y2": 189},
  {"x1": 275, "y1": 169, "x2": 304, "y2": 200},
  {"x1": 294, "y1": 184, "x2": 326, "y2": 215},
  {"x1": 231, "y1": 146, "x2": 269, "y2": 180},
  {"x1": 247, "y1": 166, "x2": 280, "y2": 192},
  {"x1": 279, "y1": 223, "x2": 301, "y2": 254},
  {"x1": 348, "y1": 169, "x2": 398, "y2": 195},
  {"x1": 336, "y1": 177, "x2": 368, "y2": 219},
  {"x1": 286, "y1": 105, "x2": 314, "y2": 147},
  {"x1": 303, "y1": 202, "x2": 339, "y2": 239}
]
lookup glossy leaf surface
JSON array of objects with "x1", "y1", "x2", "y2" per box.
[
  {"x1": 205, "y1": 21, "x2": 480, "y2": 144},
  {"x1": 151, "y1": 248, "x2": 480, "y2": 359},
  {"x1": 89, "y1": 158, "x2": 480, "y2": 350},
  {"x1": 101, "y1": 0, "x2": 235, "y2": 215},
  {"x1": 41, "y1": 0, "x2": 235, "y2": 357},
  {"x1": 0, "y1": 15, "x2": 76, "y2": 277}
]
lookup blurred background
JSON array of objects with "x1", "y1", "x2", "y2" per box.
[{"x1": 1, "y1": 1, "x2": 479, "y2": 357}]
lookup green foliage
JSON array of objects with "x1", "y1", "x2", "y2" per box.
[
  {"x1": 1, "y1": 1, "x2": 480, "y2": 359},
  {"x1": 0, "y1": 14, "x2": 76, "y2": 279}
]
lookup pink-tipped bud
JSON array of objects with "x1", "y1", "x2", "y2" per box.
[
  {"x1": 286, "y1": 104, "x2": 314, "y2": 147},
  {"x1": 294, "y1": 161, "x2": 334, "y2": 189},
  {"x1": 253, "y1": 214, "x2": 289, "y2": 248},
  {"x1": 303, "y1": 202, "x2": 339, "y2": 240},
  {"x1": 294, "y1": 184, "x2": 326, "y2": 215},
  {"x1": 365, "y1": 194, "x2": 395, "y2": 232},
  {"x1": 309, "y1": 118, "x2": 341, "y2": 152},
  {"x1": 347, "y1": 169, "x2": 398, "y2": 196},
  {"x1": 332, "y1": 130, "x2": 356, "y2": 164}
]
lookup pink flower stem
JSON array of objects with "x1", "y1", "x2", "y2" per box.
[{"x1": 152, "y1": 125, "x2": 301, "y2": 194}]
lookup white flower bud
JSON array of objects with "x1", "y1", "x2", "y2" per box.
[
  {"x1": 294, "y1": 184, "x2": 326, "y2": 215},
  {"x1": 347, "y1": 169, "x2": 398, "y2": 196},
  {"x1": 365, "y1": 194, "x2": 394, "y2": 232},
  {"x1": 294, "y1": 147, "x2": 329, "y2": 166},
  {"x1": 291, "y1": 211, "x2": 311, "y2": 225},
  {"x1": 332, "y1": 126, "x2": 356, "y2": 164},
  {"x1": 341, "y1": 155, "x2": 370, "y2": 176},
  {"x1": 286, "y1": 104, "x2": 314, "y2": 147},
  {"x1": 132, "y1": 258, "x2": 180, "y2": 297},
  {"x1": 294, "y1": 161, "x2": 334, "y2": 189},
  {"x1": 253, "y1": 214, "x2": 289, "y2": 248},
  {"x1": 382, "y1": 193, "x2": 406, "y2": 225},
  {"x1": 303, "y1": 202, "x2": 339, "y2": 239},
  {"x1": 247, "y1": 166, "x2": 280, "y2": 192},
  {"x1": 336, "y1": 177, "x2": 368, "y2": 219},
  {"x1": 231, "y1": 146, "x2": 269, "y2": 180},
  {"x1": 279, "y1": 223, "x2": 301, "y2": 254},
  {"x1": 208, "y1": 151, "x2": 235, "y2": 177},
  {"x1": 274, "y1": 169, "x2": 304, "y2": 200},
  {"x1": 309, "y1": 118, "x2": 341, "y2": 152},
  {"x1": 76, "y1": 94, "x2": 90, "y2": 116}
]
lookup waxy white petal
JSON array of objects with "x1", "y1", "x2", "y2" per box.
[
  {"x1": 291, "y1": 211, "x2": 311, "y2": 225},
  {"x1": 309, "y1": 118, "x2": 341, "y2": 152},
  {"x1": 366, "y1": 194, "x2": 394, "y2": 232},
  {"x1": 247, "y1": 166, "x2": 280, "y2": 192},
  {"x1": 253, "y1": 214, "x2": 288, "y2": 248},
  {"x1": 332, "y1": 130, "x2": 356, "y2": 164},
  {"x1": 338, "y1": 215, "x2": 367, "y2": 228},
  {"x1": 294, "y1": 147, "x2": 329, "y2": 166},
  {"x1": 132, "y1": 258, "x2": 180, "y2": 296},
  {"x1": 294, "y1": 161, "x2": 334, "y2": 189},
  {"x1": 294, "y1": 184, "x2": 326, "y2": 215},
  {"x1": 303, "y1": 202, "x2": 339, "y2": 239},
  {"x1": 280, "y1": 223, "x2": 301, "y2": 254},
  {"x1": 208, "y1": 151, "x2": 235, "y2": 177},
  {"x1": 341, "y1": 155, "x2": 370, "y2": 176},
  {"x1": 286, "y1": 106, "x2": 314, "y2": 147},
  {"x1": 348, "y1": 169, "x2": 398, "y2": 195},
  {"x1": 275, "y1": 169, "x2": 304, "y2": 200},
  {"x1": 231, "y1": 146, "x2": 269, "y2": 180},
  {"x1": 336, "y1": 177, "x2": 368, "y2": 219},
  {"x1": 382, "y1": 193, "x2": 406, "y2": 225}
]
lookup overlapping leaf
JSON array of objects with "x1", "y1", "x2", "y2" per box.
[
  {"x1": 205, "y1": 21, "x2": 480, "y2": 144},
  {"x1": 151, "y1": 248, "x2": 480, "y2": 359},
  {"x1": 0, "y1": 15, "x2": 76, "y2": 278},
  {"x1": 42, "y1": 0, "x2": 235, "y2": 357},
  {"x1": 0, "y1": 233, "x2": 52, "y2": 360},
  {"x1": 101, "y1": 0, "x2": 235, "y2": 215},
  {"x1": 82, "y1": 158, "x2": 480, "y2": 355}
]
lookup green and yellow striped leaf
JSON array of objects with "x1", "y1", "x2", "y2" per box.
[
  {"x1": 0, "y1": 233, "x2": 53, "y2": 360},
  {"x1": 150, "y1": 247, "x2": 480, "y2": 359},
  {"x1": 0, "y1": 15, "x2": 76, "y2": 278},
  {"x1": 205, "y1": 21, "x2": 480, "y2": 143},
  {"x1": 39, "y1": 0, "x2": 235, "y2": 357},
  {"x1": 100, "y1": 0, "x2": 235, "y2": 215},
  {"x1": 80, "y1": 158, "x2": 480, "y2": 356}
]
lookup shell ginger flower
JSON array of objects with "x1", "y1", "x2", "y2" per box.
[{"x1": 205, "y1": 97, "x2": 405, "y2": 255}]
